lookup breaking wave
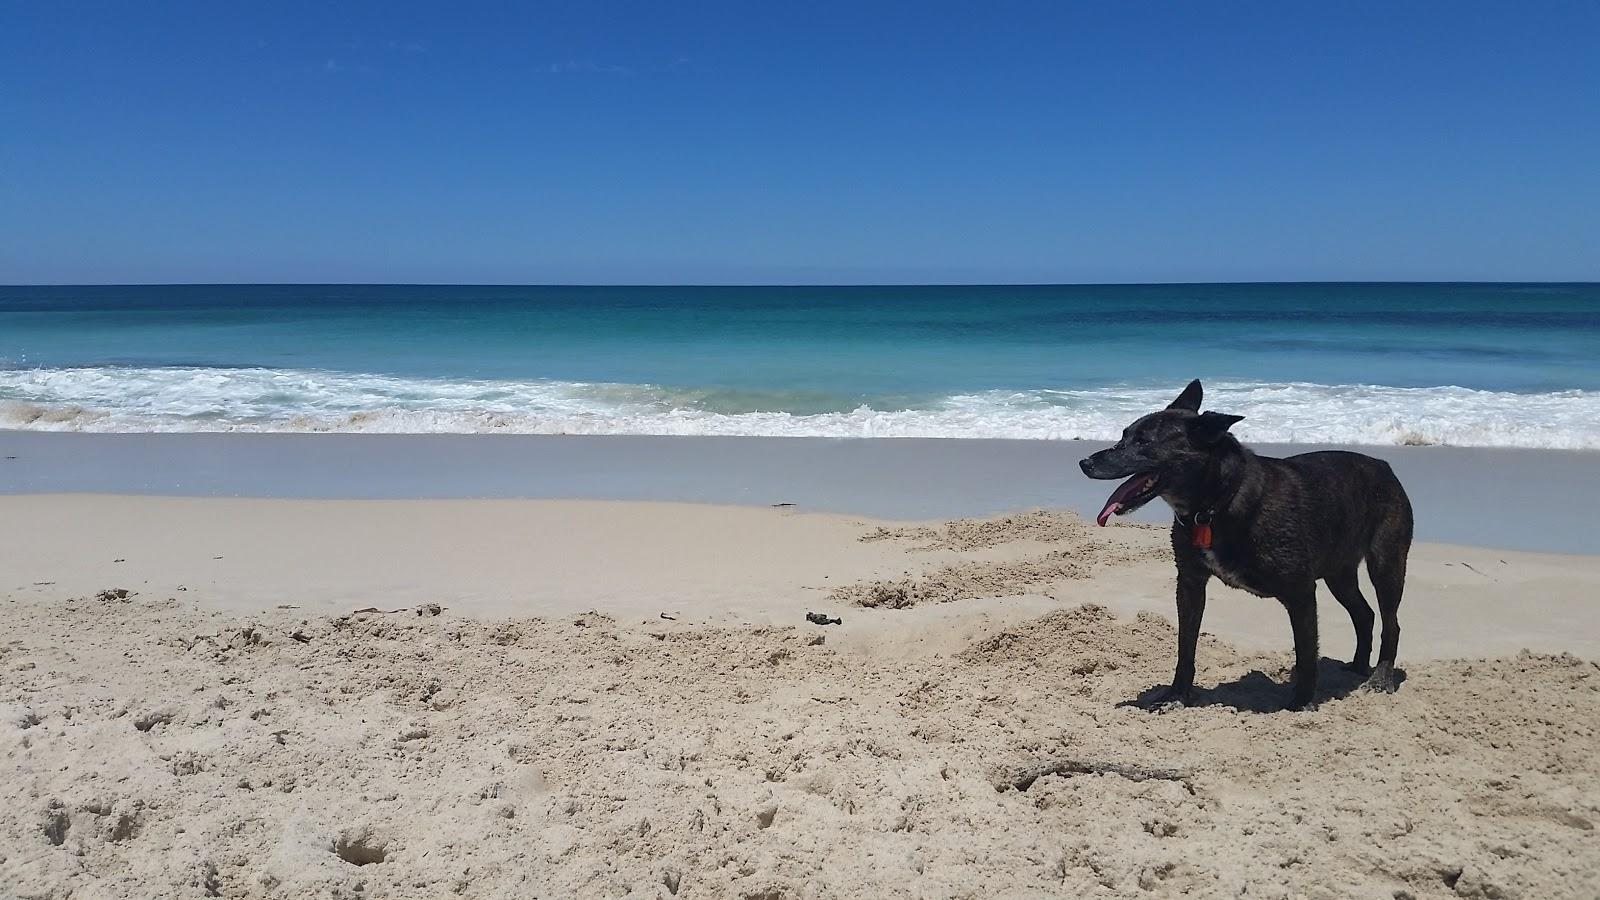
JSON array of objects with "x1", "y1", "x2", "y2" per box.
[{"x1": 2, "y1": 366, "x2": 1598, "y2": 449}]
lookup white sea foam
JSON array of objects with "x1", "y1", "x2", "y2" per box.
[{"x1": 1, "y1": 366, "x2": 1598, "y2": 449}]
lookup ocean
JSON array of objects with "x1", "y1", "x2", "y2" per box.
[{"x1": 1, "y1": 283, "x2": 1597, "y2": 448}]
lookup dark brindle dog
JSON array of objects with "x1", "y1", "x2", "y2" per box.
[{"x1": 1079, "y1": 380, "x2": 1413, "y2": 710}]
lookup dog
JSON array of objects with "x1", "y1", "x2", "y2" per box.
[{"x1": 1079, "y1": 380, "x2": 1413, "y2": 710}]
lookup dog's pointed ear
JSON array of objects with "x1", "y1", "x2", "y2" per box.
[
  {"x1": 1168, "y1": 379, "x2": 1203, "y2": 412},
  {"x1": 1189, "y1": 411, "x2": 1243, "y2": 444}
]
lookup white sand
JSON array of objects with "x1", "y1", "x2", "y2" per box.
[
  {"x1": 3, "y1": 496, "x2": 1599, "y2": 898},
  {"x1": 3, "y1": 495, "x2": 1596, "y2": 660}
]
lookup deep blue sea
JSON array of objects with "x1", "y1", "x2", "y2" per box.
[{"x1": 2, "y1": 283, "x2": 1597, "y2": 447}]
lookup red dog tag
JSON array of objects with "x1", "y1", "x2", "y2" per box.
[{"x1": 1191, "y1": 522, "x2": 1213, "y2": 549}]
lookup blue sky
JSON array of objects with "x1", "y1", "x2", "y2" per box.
[{"x1": 2, "y1": 1, "x2": 1596, "y2": 284}]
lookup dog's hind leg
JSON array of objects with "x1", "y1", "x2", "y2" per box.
[
  {"x1": 1278, "y1": 584, "x2": 1320, "y2": 710},
  {"x1": 1365, "y1": 512, "x2": 1412, "y2": 694},
  {"x1": 1324, "y1": 568, "x2": 1374, "y2": 675}
]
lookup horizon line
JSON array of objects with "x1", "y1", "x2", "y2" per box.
[{"x1": 4, "y1": 279, "x2": 1598, "y2": 289}]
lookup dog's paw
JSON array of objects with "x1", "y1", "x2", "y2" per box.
[
  {"x1": 1145, "y1": 685, "x2": 1193, "y2": 711},
  {"x1": 1364, "y1": 663, "x2": 1399, "y2": 694},
  {"x1": 1342, "y1": 659, "x2": 1372, "y2": 676}
]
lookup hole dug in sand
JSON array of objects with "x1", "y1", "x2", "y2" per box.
[
  {"x1": 132, "y1": 707, "x2": 178, "y2": 732},
  {"x1": 41, "y1": 804, "x2": 70, "y2": 846},
  {"x1": 755, "y1": 803, "x2": 778, "y2": 829},
  {"x1": 332, "y1": 827, "x2": 391, "y2": 867}
]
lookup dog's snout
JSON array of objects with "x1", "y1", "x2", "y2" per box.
[{"x1": 1078, "y1": 457, "x2": 1094, "y2": 475}]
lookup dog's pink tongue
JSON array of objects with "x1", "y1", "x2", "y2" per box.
[
  {"x1": 1096, "y1": 500, "x2": 1121, "y2": 527},
  {"x1": 1095, "y1": 473, "x2": 1149, "y2": 527}
]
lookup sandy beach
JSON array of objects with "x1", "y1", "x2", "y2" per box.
[
  {"x1": 9, "y1": 0, "x2": 1600, "y2": 895},
  {"x1": 4, "y1": 467, "x2": 1599, "y2": 898}
]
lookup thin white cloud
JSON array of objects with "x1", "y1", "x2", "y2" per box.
[
  {"x1": 545, "y1": 60, "x2": 633, "y2": 76},
  {"x1": 317, "y1": 57, "x2": 374, "y2": 76}
]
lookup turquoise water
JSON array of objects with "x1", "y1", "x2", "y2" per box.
[{"x1": 2, "y1": 283, "x2": 1598, "y2": 446}]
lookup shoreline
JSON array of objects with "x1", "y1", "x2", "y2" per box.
[{"x1": 2, "y1": 431, "x2": 1597, "y2": 553}]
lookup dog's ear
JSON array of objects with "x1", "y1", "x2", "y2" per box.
[
  {"x1": 1167, "y1": 379, "x2": 1203, "y2": 412},
  {"x1": 1189, "y1": 411, "x2": 1243, "y2": 444}
]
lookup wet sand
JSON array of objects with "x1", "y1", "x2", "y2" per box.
[{"x1": 2, "y1": 432, "x2": 1597, "y2": 551}]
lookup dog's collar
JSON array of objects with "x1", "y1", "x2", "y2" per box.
[
  {"x1": 1175, "y1": 509, "x2": 1216, "y2": 548},
  {"x1": 1175, "y1": 451, "x2": 1245, "y2": 549},
  {"x1": 1177, "y1": 445, "x2": 1248, "y2": 544}
]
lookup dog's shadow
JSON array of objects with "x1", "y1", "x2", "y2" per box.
[{"x1": 1121, "y1": 658, "x2": 1408, "y2": 714}]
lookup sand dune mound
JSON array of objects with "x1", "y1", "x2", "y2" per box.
[
  {"x1": 837, "y1": 510, "x2": 1165, "y2": 608},
  {"x1": 859, "y1": 509, "x2": 1124, "y2": 551},
  {"x1": 3, "y1": 590, "x2": 1597, "y2": 899},
  {"x1": 861, "y1": 508, "x2": 1165, "y2": 551}
]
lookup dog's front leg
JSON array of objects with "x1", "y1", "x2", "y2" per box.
[
  {"x1": 1153, "y1": 569, "x2": 1209, "y2": 707},
  {"x1": 1279, "y1": 584, "x2": 1320, "y2": 710}
]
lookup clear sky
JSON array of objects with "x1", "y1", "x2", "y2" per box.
[{"x1": 2, "y1": 1, "x2": 1596, "y2": 284}]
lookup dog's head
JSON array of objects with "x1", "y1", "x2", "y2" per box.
[{"x1": 1077, "y1": 380, "x2": 1243, "y2": 525}]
